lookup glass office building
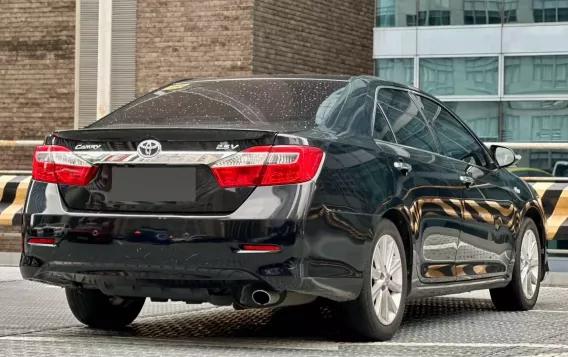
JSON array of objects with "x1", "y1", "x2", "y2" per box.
[
  {"x1": 374, "y1": 0, "x2": 568, "y2": 251},
  {"x1": 374, "y1": 0, "x2": 568, "y2": 167}
]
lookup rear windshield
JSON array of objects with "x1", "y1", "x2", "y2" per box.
[{"x1": 87, "y1": 78, "x2": 349, "y2": 131}]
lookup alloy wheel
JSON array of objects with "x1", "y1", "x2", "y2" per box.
[
  {"x1": 520, "y1": 229, "x2": 539, "y2": 300},
  {"x1": 371, "y1": 234, "x2": 403, "y2": 325}
]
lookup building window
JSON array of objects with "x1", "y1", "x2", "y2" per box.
[
  {"x1": 444, "y1": 102, "x2": 500, "y2": 142},
  {"x1": 406, "y1": 10, "x2": 452, "y2": 26},
  {"x1": 503, "y1": 100, "x2": 568, "y2": 174},
  {"x1": 464, "y1": 0, "x2": 502, "y2": 24},
  {"x1": 418, "y1": 0, "x2": 456, "y2": 25},
  {"x1": 375, "y1": 59, "x2": 414, "y2": 86},
  {"x1": 419, "y1": 57, "x2": 498, "y2": 96},
  {"x1": 534, "y1": 0, "x2": 568, "y2": 23},
  {"x1": 503, "y1": 101, "x2": 568, "y2": 142},
  {"x1": 502, "y1": 0, "x2": 518, "y2": 23},
  {"x1": 504, "y1": 55, "x2": 568, "y2": 95},
  {"x1": 377, "y1": 0, "x2": 417, "y2": 27}
]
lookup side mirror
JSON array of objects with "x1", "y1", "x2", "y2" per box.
[{"x1": 490, "y1": 145, "x2": 520, "y2": 168}]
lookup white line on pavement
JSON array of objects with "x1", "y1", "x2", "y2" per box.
[
  {"x1": 531, "y1": 309, "x2": 568, "y2": 313},
  {"x1": 358, "y1": 342, "x2": 568, "y2": 349},
  {"x1": 4, "y1": 336, "x2": 568, "y2": 352},
  {"x1": 0, "y1": 335, "x2": 340, "y2": 351}
]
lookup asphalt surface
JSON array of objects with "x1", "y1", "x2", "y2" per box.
[{"x1": 1, "y1": 267, "x2": 568, "y2": 357}]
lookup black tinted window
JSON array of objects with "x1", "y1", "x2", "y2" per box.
[
  {"x1": 319, "y1": 79, "x2": 372, "y2": 136},
  {"x1": 377, "y1": 88, "x2": 438, "y2": 152},
  {"x1": 88, "y1": 79, "x2": 348, "y2": 130},
  {"x1": 373, "y1": 103, "x2": 395, "y2": 142},
  {"x1": 417, "y1": 95, "x2": 489, "y2": 167},
  {"x1": 555, "y1": 163, "x2": 568, "y2": 177}
]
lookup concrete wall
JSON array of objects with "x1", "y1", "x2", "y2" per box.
[
  {"x1": 0, "y1": 0, "x2": 76, "y2": 170},
  {"x1": 0, "y1": 227, "x2": 19, "y2": 253},
  {"x1": 252, "y1": 0, "x2": 374, "y2": 75},
  {"x1": 136, "y1": 0, "x2": 255, "y2": 95}
]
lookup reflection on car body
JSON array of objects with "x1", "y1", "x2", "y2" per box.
[{"x1": 20, "y1": 76, "x2": 547, "y2": 341}]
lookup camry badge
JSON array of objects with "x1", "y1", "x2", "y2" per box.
[{"x1": 137, "y1": 139, "x2": 162, "y2": 158}]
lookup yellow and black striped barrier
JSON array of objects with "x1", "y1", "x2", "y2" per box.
[
  {"x1": 0, "y1": 175, "x2": 31, "y2": 226},
  {"x1": 1, "y1": 175, "x2": 568, "y2": 240},
  {"x1": 528, "y1": 180, "x2": 568, "y2": 240}
]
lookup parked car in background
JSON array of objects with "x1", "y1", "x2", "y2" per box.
[
  {"x1": 508, "y1": 167, "x2": 554, "y2": 178},
  {"x1": 553, "y1": 161, "x2": 568, "y2": 177},
  {"x1": 20, "y1": 76, "x2": 548, "y2": 341}
]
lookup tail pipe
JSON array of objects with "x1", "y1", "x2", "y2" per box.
[{"x1": 251, "y1": 289, "x2": 280, "y2": 306}]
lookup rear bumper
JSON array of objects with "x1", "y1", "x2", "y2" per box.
[
  {"x1": 20, "y1": 223, "x2": 361, "y2": 302},
  {"x1": 19, "y1": 181, "x2": 366, "y2": 302}
]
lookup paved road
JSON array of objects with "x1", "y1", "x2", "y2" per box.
[{"x1": 1, "y1": 267, "x2": 568, "y2": 357}]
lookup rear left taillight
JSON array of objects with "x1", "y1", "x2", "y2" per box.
[
  {"x1": 32, "y1": 145, "x2": 98, "y2": 186},
  {"x1": 210, "y1": 145, "x2": 324, "y2": 188}
]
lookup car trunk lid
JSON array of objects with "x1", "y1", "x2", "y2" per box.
[{"x1": 49, "y1": 128, "x2": 278, "y2": 214}]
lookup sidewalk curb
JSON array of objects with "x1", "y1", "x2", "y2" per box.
[
  {"x1": 542, "y1": 272, "x2": 568, "y2": 287},
  {"x1": 0, "y1": 252, "x2": 19, "y2": 266}
]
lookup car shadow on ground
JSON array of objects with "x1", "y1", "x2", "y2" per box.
[{"x1": 60, "y1": 296, "x2": 499, "y2": 342}]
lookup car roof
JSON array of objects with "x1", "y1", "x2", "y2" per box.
[{"x1": 170, "y1": 75, "x2": 419, "y2": 92}]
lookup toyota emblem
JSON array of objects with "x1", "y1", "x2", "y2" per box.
[{"x1": 137, "y1": 139, "x2": 162, "y2": 158}]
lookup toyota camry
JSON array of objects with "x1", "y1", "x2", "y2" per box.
[{"x1": 20, "y1": 76, "x2": 548, "y2": 341}]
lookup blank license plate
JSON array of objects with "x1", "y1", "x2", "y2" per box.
[{"x1": 109, "y1": 167, "x2": 196, "y2": 202}]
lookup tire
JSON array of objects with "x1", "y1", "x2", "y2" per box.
[
  {"x1": 490, "y1": 218, "x2": 541, "y2": 311},
  {"x1": 338, "y1": 219, "x2": 408, "y2": 341},
  {"x1": 65, "y1": 288, "x2": 145, "y2": 329}
]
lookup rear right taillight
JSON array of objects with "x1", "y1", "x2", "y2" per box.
[
  {"x1": 32, "y1": 145, "x2": 98, "y2": 186},
  {"x1": 210, "y1": 145, "x2": 324, "y2": 188}
]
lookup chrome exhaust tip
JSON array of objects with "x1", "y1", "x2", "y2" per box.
[{"x1": 251, "y1": 289, "x2": 279, "y2": 306}]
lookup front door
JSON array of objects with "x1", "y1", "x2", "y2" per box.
[
  {"x1": 375, "y1": 87, "x2": 463, "y2": 283},
  {"x1": 454, "y1": 164, "x2": 515, "y2": 280},
  {"x1": 414, "y1": 94, "x2": 514, "y2": 280}
]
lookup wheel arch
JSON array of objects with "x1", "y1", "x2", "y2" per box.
[
  {"x1": 381, "y1": 208, "x2": 413, "y2": 292},
  {"x1": 523, "y1": 206, "x2": 547, "y2": 280}
]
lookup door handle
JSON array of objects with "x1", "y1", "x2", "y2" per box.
[
  {"x1": 394, "y1": 161, "x2": 412, "y2": 175},
  {"x1": 459, "y1": 175, "x2": 475, "y2": 187}
]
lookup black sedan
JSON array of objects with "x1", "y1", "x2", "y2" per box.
[{"x1": 21, "y1": 76, "x2": 547, "y2": 341}]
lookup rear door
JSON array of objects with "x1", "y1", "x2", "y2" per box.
[
  {"x1": 375, "y1": 87, "x2": 464, "y2": 283},
  {"x1": 415, "y1": 95, "x2": 514, "y2": 280}
]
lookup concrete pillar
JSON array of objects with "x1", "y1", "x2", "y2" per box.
[{"x1": 97, "y1": 0, "x2": 112, "y2": 119}]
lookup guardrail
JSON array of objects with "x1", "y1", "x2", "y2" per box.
[
  {"x1": 2, "y1": 141, "x2": 568, "y2": 149},
  {"x1": 0, "y1": 141, "x2": 567, "y2": 239},
  {"x1": 0, "y1": 140, "x2": 42, "y2": 147},
  {"x1": 484, "y1": 142, "x2": 568, "y2": 150},
  {"x1": 0, "y1": 175, "x2": 567, "y2": 241},
  {"x1": 5, "y1": 141, "x2": 568, "y2": 177}
]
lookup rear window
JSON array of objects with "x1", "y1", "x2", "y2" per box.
[{"x1": 88, "y1": 78, "x2": 349, "y2": 131}]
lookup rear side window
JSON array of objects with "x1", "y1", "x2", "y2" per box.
[
  {"x1": 373, "y1": 103, "x2": 396, "y2": 143},
  {"x1": 376, "y1": 88, "x2": 438, "y2": 152},
  {"x1": 88, "y1": 79, "x2": 348, "y2": 131},
  {"x1": 319, "y1": 79, "x2": 372, "y2": 136},
  {"x1": 416, "y1": 95, "x2": 489, "y2": 167}
]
